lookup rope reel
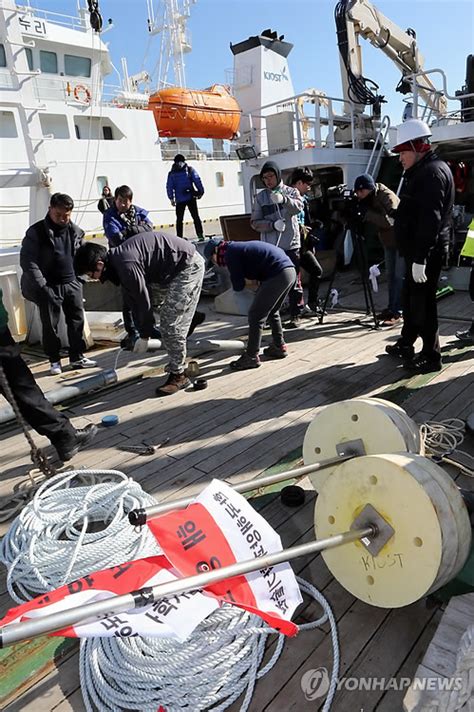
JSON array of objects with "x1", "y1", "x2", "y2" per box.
[
  {"x1": 314, "y1": 453, "x2": 472, "y2": 608},
  {"x1": 303, "y1": 397, "x2": 421, "y2": 492},
  {"x1": 0, "y1": 470, "x2": 161, "y2": 603}
]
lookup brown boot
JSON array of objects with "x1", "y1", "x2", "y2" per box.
[{"x1": 155, "y1": 372, "x2": 190, "y2": 396}]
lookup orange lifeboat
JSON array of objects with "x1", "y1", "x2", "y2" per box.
[{"x1": 148, "y1": 84, "x2": 241, "y2": 139}]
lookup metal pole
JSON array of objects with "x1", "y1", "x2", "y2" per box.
[
  {"x1": 0, "y1": 526, "x2": 374, "y2": 648},
  {"x1": 128, "y1": 453, "x2": 356, "y2": 524}
]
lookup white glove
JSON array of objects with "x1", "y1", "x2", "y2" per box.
[
  {"x1": 412, "y1": 263, "x2": 427, "y2": 283},
  {"x1": 270, "y1": 190, "x2": 284, "y2": 204},
  {"x1": 273, "y1": 219, "x2": 286, "y2": 232},
  {"x1": 133, "y1": 337, "x2": 149, "y2": 354}
]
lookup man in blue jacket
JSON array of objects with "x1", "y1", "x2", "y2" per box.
[
  {"x1": 204, "y1": 239, "x2": 296, "y2": 370},
  {"x1": 103, "y1": 185, "x2": 157, "y2": 347},
  {"x1": 166, "y1": 154, "x2": 205, "y2": 241}
]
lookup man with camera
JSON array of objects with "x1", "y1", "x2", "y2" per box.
[
  {"x1": 353, "y1": 173, "x2": 401, "y2": 327},
  {"x1": 250, "y1": 161, "x2": 304, "y2": 328},
  {"x1": 386, "y1": 119, "x2": 454, "y2": 373},
  {"x1": 166, "y1": 154, "x2": 205, "y2": 241}
]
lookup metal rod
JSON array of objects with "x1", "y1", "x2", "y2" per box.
[
  {"x1": 128, "y1": 454, "x2": 355, "y2": 524},
  {"x1": 0, "y1": 526, "x2": 374, "y2": 648}
]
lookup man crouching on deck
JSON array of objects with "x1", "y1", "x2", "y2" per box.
[{"x1": 74, "y1": 232, "x2": 205, "y2": 396}]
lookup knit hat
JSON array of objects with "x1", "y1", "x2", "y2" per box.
[
  {"x1": 203, "y1": 238, "x2": 224, "y2": 269},
  {"x1": 174, "y1": 154, "x2": 186, "y2": 163},
  {"x1": 354, "y1": 173, "x2": 376, "y2": 192},
  {"x1": 260, "y1": 160, "x2": 281, "y2": 184}
]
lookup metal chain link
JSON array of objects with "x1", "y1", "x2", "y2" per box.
[{"x1": 0, "y1": 362, "x2": 56, "y2": 478}]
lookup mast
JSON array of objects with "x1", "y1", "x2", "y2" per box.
[{"x1": 146, "y1": 0, "x2": 196, "y2": 88}]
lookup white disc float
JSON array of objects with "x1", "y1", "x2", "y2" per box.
[
  {"x1": 303, "y1": 398, "x2": 421, "y2": 492},
  {"x1": 314, "y1": 453, "x2": 472, "y2": 608}
]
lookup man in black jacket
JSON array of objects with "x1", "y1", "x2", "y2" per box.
[
  {"x1": 74, "y1": 232, "x2": 205, "y2": 396},
  {"x1": 20, "y1": 193, "x2": 96, "y2": 375},
  {"x1": 386, "y1": 120, "x2": 455, "y2": 373}
]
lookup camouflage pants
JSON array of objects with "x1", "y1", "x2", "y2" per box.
[{"x1": 150, "y1": 252, "x2": 204, "y2": 373}]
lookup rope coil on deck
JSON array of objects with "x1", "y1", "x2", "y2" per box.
[
  {"x1": 0, "y1": 470, "x2": 161, "y2": 603},
  {"x1": 79, "y1": 578, "x2": 339, "y2": 712}
]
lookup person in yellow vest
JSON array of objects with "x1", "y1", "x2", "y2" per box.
[{"x1": 455, "y1": 218, "x2": 474, "y2": 343}]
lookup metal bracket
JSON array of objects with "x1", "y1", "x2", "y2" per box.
[
  {"x1": 351, "y1": 503, "x2": 395, "y2": 557},
  {"x1": 336, "y1": 438, "x2": 366, "y2": 457}
]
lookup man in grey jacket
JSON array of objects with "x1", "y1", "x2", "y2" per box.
[
  {"x1": 251, "y1": 161, "x2": 304, "y2": 328},
  {"x1": 20, "y1": 193, "x2": 96, "y2": 375},
  {"x1": 74, "y1": 232, "x2": 205, "y2": 396}
]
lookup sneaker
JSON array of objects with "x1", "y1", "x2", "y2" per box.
[
  {"x1": 385, "y1": 342, "x2": 415, "y2": 359},
  {"x1": 151, "y1": 326, "x2": 162, "y2": 339},
  {"x1": 263, "y1": 343, "x2": 288, "y2": 359},
  {"x1": 455, "y1": 329, "x2": 474, "y2": 344},
  {"x1": 284, "y1": 317, "x2": 302, "y2": 329},
  {"x1": 50, "y1": 361, "x2": 62, "y2": 375},
  {"x1": 187, "y1": 311, "x2": 206, "y2": 337},
  {"x1": 380, "y1": 315, "x2": 401, "y2": 328},
  {"x1": 155, "y1": 372, "x2": 190, "y2": 396},
  {"x1": 403, "y1": 354, "x2": 442, "y2": 374},
  {"x1": 55, "y1": 423, "x2": 98, "y2": 461},
  {"x1": 70, "y1": 356, "x2": 97, "y2": 369},
  {"x1": 300, "y1": 305, "x2": 316, "y2": 318},
  {"x1": 230, "y1": 353, "x2": 261, "y2": 371},
  {"x1": 377, "y1": 308, "x2": 393, "y2": 321}
]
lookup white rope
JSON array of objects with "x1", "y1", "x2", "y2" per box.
[
  {"x1": 0, "y1": 470, "x2": 161, "y2": 603},
  {"x1": 79, "y1": 577, "x2": 339, "y2": 712},
  {"x1": 420, "y1": 419, "x2": 474, "y2": 477}
]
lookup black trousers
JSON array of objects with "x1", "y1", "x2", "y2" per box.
[
  {"x1": 175, "y1": 198, "x2": 203, "y2": 238},
  {"x1": 285, "y1": 249, "x2": 305, "y2": 318},
  {"x1": 32, "y1": 280, "x2": 85, "y2": 363},
  {"x1": 0, "y1": 328, "x2": 75, "y2": 447},
  {"x1": 300, "y1": 250, "x2": 323, "y2": 306},
  {"x1": 400, "y1": 252, "x2": 443, "y2": 360}
]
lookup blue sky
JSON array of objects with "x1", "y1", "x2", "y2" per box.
[{"x1": 39, "y1": 0, "x2": 473, "y2": 122}]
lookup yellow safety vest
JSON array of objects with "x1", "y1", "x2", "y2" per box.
[{"x1": 460, "y1": 218, "x2": 474, "y2": 258}]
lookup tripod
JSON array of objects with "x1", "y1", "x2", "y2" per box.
[{"x1": 318, "y1": 222, "x2": 380, "y2": 328}]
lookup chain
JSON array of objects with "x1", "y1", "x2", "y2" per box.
[{"x1": 0, "y1": 362, "x2": 56, "y2": 478}]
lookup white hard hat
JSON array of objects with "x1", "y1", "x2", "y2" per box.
[{"x1": 393, "y1": 119, "x2": 432, "y2": 152}]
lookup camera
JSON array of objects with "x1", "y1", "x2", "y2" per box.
[{"x1": 327, "y1": 184, "x2": 356, "y2": 202}]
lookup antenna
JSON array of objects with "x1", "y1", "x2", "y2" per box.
[{"x1": 146, "y1": 0, "x2": 196, "y2": 88}]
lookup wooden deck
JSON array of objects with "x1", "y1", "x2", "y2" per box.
[{"x1": 1, "y1": 270, "x2": 473, "y2": 712}]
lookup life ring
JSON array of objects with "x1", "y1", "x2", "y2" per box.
[{"x1": 74, "y1": 84, "x2": 91, "y2": 104}]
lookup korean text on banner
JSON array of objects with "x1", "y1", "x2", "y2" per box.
[
  {"x1": 0, "y1": 556, "x2": 218, "y2": 641},
  {"x1": 147, "y1": 479, "x2": 303, "y2": 635}
]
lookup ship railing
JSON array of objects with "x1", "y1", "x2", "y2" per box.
[
  {"x1": 10, "y1": 3, "x2": 88, "y2": 32},
  {"x1": 408, "y1": 67, "x2": 474, "y2": 125},
  {"x1": 240, "y1": 91, "x2": 373, "y2": 155}
]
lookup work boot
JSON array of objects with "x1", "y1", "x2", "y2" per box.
[
  {"x1": 120, "y1": 333, "x2": 139, "y2": 351},
  {"x1": 155, "y1": 372, "x2": 190, "y2": 396},
  {"x1": 55, "y1": 423, "x2": 98, "y2": 462},
  {"x1": 263, "y1": 343, "x2": 288, "y2": 359},
  {"x1": 284, "y1": 316, "x2": 302, "y2": 329},
  {"x1": 404, "y1": 354, "x2": 442, "y2": 374},
  {"x1": 456, "y1": 328, "x2": 474, "y2": 344},
  {"x1": 187, "y1": 311, "x2": 206, "y2": 337},
  {"x1": 229, "y1": 353, "x2": 261, "y2": 371},
  {"x1": 385, "y1": 341, "x2": 415, "y2": 359}
]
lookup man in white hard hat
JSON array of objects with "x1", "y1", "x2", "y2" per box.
[{"x1": 385, "y1": 119, "x2": 454, "y2": 373}]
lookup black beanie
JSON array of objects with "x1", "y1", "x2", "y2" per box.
[
  {"x1": 260, "y1": 160, "x2": 281, "y2": 184},
  {"x1": 174, "y1": 154, "x2": 185, "y2": 163}
]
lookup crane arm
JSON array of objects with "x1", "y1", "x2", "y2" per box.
[{"x1": 337, "y1": 0, "x2": 447, "y2": 115}]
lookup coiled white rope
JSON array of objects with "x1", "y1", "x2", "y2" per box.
[
  {"x1": 421, "y1": 419, "x2": 474, "y2": 477},
  {"x1": 80, "y1": 577, "x2": 339, "y2": 712},
  {"x1": 0, "y1": 470, "x2": 161, "y2": 603}
]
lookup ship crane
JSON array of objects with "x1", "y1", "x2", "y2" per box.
[{"x1": 336, "y1": 0, "x2": 448, "y2": 119}]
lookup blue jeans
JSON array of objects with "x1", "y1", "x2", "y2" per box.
[{"x1": 384, "y1": 246, "x2": 405, "y2": 315}]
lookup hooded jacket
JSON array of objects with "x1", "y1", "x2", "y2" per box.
[
  {"x1": 20, "y1": 216, "x2": 84, "y2": 298},
  {"x1": 166, "y1": 161, "x2": 204, "y2": 204},
  {"x1": 394, "y1": 151, "x2": 454, "y2": 262},
  {"x1": 360, "y1": 183, "x2": 400, "y2": 248},
  {"x1": 104, "y1": 231, "x2": 196, "y2": 337},
  {"x1": 250, "y1": 161, "x2": 303, "y2": 251}
]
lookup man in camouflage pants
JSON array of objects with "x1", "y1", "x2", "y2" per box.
[{"x1": 74, "y1": 232, "x2": 205, "y2": 395}]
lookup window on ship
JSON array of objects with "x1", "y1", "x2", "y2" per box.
[
  {"x1": 25, "y1": 47, "x2": 33, "y2": 70},
  {"x1": 40, "y1": 50, "x2": 58, "y2": 74},
  {"x1": 0, "y1": 44, "x2": 6, "y2": 67},
  {"x1": 64, "y1": 55, "x2": 91, "y2": 78}
]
